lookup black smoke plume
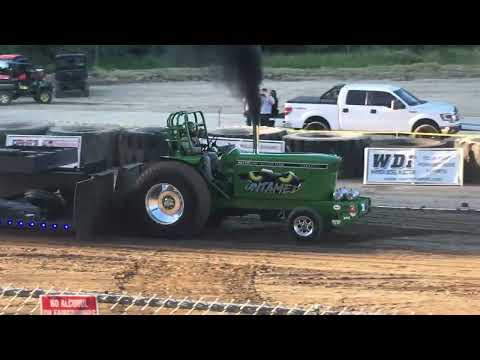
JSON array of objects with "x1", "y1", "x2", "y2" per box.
[
  {"x1": 214, "y1": 45, "x2": 263, "y2": 123},
  {"x1": 171, "y1": 45, "x2": 264, "y2": 124}
]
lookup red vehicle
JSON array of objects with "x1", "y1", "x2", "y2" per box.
[{"x1": 0, "y1": 55, "x2": 53, "y2": 106}]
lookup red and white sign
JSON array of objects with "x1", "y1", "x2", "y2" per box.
[{"x1": 40, "y1": 295, "x2": 99, "y2": 315}]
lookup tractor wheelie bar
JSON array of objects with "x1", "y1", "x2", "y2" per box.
[{"x1": 0, "y1": 111, "x2": 370, "y2": 242}]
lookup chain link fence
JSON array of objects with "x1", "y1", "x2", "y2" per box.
[{"x1": 0, "y1": 285, "x2": 395, "y2": 316}]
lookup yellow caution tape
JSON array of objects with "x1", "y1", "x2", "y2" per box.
[{"x1": 284, "y1": 129, "x2": 480, "y2": 139}]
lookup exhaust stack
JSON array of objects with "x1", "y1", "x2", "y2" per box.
[{"x1": 170, "y1": 45, "x2": 264, "y2": 153}]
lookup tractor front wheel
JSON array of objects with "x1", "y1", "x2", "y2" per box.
[
  {"x1": 132, "y1": 161, "x2": 212, "y2": 239},
  {"x1": 287, "y1": 208, "x2": 325, "y2": 242}
]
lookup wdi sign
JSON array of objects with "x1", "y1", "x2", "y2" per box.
[{"x1": 364, "y1": 148, "x2": 464, "y2": 186}]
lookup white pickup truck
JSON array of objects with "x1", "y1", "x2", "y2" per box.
[{"x1": 280, "y1": 83, "x2": 462, "y2": 134}]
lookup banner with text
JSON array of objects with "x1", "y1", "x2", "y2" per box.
[
  {"x1": 6, "y1": 135, "x2": 82, "y2": 169},
  {"x1": 364, "y1": 148, "x2": 464, "y2": 186}
]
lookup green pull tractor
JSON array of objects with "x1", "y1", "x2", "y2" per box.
[
  {"x1": 128, "y1": 111, "x2": 371, "y2": 241},
  {"x1": 0, "y1": 110, "x2": 370, "y2": 242}
]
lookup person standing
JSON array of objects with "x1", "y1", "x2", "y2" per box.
[
  {"x1": 260, "y1": 88, "x2": 275, "y2": 127},
  {"x1": 270, "y1": 90, "x2": 280, "y2": 118}
]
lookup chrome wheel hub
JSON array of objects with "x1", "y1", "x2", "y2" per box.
[
  {"x1": 293, "y1": 216, "x2": 315, "y2": 237},
  {"x1": 145, "y1": 183, "x2": 184, "y2": 225}
]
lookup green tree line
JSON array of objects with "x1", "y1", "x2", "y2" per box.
[{"x1": 0, "y1": 45, "x2": 478, "y2": 69}]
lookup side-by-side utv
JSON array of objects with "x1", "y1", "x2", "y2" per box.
[
  {"x1": 0, "y1": 111, "x2": 371, "y2": 242},
  {"x1": 0, "y1": 55, "x2": 53, "y2": 106}
]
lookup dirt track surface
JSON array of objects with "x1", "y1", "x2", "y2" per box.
[{"x1": 2, "y1": 211, "x2": 480, "y2": 315}]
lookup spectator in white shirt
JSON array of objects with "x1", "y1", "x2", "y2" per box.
[
  {"x1": 259, "y1": 88, "x2": 275, "y2": 127},
  {"x1": 243, "y1": 89, "x2": 276, "y2": 127}
]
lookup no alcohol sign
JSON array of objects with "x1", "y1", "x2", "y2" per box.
[{"x1": 40, "y1": 295, "x2": 99, "y2": 315}]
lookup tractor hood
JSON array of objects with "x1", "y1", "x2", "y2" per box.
[{"x1": 233, "y1": 152, "x2": 342, "y2": 201}]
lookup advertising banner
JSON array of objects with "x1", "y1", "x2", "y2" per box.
[
  {"x1": 364, "y1": 148, "x2": 463, "y2": 186},
  {"x1": 6, "y1": 135, "x2": 82, "y2": 169}
]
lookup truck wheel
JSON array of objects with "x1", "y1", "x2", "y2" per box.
[
  {"x1": 209, "y1": 126, "x2": 288, "y2": 141},
  {"x1": 412, "y1": 123, "x2": 440, "y2": 138},
  {"x1": 0, "y1": 120, "x2": 51, "y2": 146},
  {"x1": 132, "y1": 161, "x2": 212, "y2": 238},
  {"x1": 304, "y1": 118, "x2": 331, "y2": 131},
  {"x1": 48, "y1": 124, "x2": 122, "y2": 168},
  {"x1": 0, "y1": 92, "x2": 12, "y2": 106},
  {"x1": 288, "y1": 208, "x2": 325, "y2": 242},
  {"x1": 35, "y1": 90, "x2": 53, "y2": 104}
]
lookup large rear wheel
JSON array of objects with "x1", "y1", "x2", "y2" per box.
[{"x1": 132, "y1": 161, "x2": 212, "y2": 238}]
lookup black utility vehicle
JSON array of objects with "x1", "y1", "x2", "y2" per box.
[{"x1": 55, "y1": 53, "x2": 90, "y2": 98}]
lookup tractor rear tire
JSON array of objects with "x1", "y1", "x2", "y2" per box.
[
  {"x1": 283, "y1": 132, "x2": 370, "y2": 179},
  {"x1": 288, "y1": 208, "x2": 325, "y2": 242},
  {"x1": 0, "y1": 120, "x2": 51, "y2": 146},
  {"x1": 132, "y1": 161, "x2": 212, "y2": 238},
  {"x1": 117, "y1": 127, "x2": 169, "y2": 166},
  {"x1": 209, "y1": 126, "x2": 288, "y2": 141},
  {"x1": 47, "y1": 124, "x2": 122, "y2": 168}
]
